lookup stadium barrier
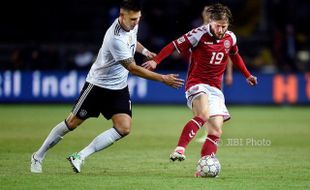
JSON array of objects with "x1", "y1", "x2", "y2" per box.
[{"x1": 0, "y1": 70, "x2": 309, "y2": 104}]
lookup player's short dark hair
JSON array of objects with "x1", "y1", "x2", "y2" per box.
[
  {"x1": 120, "y1": 0, "x2": 141, "y2": 12},
  {"x1": 206, "y1": 3, "x2": 233, "y2": 23}
]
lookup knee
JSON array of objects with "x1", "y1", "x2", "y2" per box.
[
  {"x1": 115, "y1": 124, "x2": 131, "y2": 136},
  {"x1": 112, "y1": 114, "x2": 132, "y2": 136},
  {"x1": 114, "y1": 122, "x2": 131, "y2": 136},
  {"x1": 208, "y1": 126, "x2": 222, "y2": 137}
]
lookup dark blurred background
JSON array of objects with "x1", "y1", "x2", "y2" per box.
[{"x1": 1, "y1": 0, "x2": 310, "y2": 73}]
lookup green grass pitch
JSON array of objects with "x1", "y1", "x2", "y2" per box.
[{"x1": 0, "y1": 104, "x2": 309, "y2": 190}]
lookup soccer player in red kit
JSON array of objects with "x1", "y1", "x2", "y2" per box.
[
  {"x1": 196, "y1": 5, "x2": 233, "y2": 143},
  {"x1": 142, "y1": 3, "x2": 257, "y2": 175}
]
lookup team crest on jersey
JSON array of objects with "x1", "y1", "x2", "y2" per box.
[
  {"x1": 224, "y1": 40, "x2": 231, "y2": 48},
  {"x1": 177, "y1": 36, "x2": 186, "y2": 44}
]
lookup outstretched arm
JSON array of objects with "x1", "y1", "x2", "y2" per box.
[
  {"x1": 143, "y1": 25, "x2": 207, "y2": 70},
  {"x1": 152, "y1": 42, "x2": 176, "y2": 64},
  {"x1": 230, "y1": 53, "x2": 257, "y2": 86},
  {"x1": 120, "y1": 57, "x2": 184, "y2": 89},
  {"x1": 142, "y1": 42, "x2": 176, "y2": 70}
]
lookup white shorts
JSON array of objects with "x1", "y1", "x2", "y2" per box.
[{"x1": 185, "y1": 84, "x2": 230, "y2": 121}]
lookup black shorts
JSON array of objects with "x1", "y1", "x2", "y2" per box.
[{"x1": 72, "y1": 82, "x2": 132, "y2": 120}]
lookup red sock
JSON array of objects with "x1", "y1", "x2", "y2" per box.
[
  {"x1": 177, "y1": 116, "x2": 205, "y2": 148},
  {"x1": 201, "y1": 135, "x2": 220, "y2": 157}
]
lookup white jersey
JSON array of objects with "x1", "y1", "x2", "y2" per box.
[{"x1": 86, "y1": 18, "x2": 138, "y2": 89}]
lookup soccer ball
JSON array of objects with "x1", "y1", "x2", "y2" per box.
[{"x1": 196, "y1": 155, "x2": 221, "y2": 177}]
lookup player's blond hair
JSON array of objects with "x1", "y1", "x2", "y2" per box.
[{"x1": 203, "y1": 3, "x2": 232, "y2": 24}]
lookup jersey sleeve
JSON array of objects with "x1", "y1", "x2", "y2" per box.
[
  {"x1": 173, "y1": 25, "x2": 208, "y2": 53},
  {"x1": 226, "y1": 31, "x2": 239, "y2": 55},
  {"x1": 230, "y1": 44, "x2": 239, "y2": 55},
  {"x1": 230, "y1": 52, "x2": 251, "y2": 78},
  {"x1": 110, "y1": 38, "x2": 133, "y2": 62}
]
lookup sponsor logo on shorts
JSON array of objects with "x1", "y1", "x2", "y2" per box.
[{"x1": 79, "y1": 109, "x2": 87, "y2": 117}]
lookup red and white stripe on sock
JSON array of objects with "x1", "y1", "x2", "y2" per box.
[
  {"x1": 177, "y1": 116, "x2": 205, "y2": 148},
  {"x1": 201, "y1": 134, "x2": 220, "y2": 157}
]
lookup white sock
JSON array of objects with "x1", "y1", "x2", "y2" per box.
[
  {"x1": 35, "y1": 121, "x2": 70, "y2": 161},
  {"x1": 79, "y1": 127, "x2": 122, "y2": 160}
]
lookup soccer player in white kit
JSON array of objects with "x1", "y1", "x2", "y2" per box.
[{"x1": 30, "y1": 0, "x2": 184, "y2": 173}]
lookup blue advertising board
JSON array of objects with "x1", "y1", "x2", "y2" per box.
[{"x1": 0, "y1": 71, "x2": 309, "y2": 104}]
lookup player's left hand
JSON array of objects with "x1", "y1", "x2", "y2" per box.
[
  {"x1": 162, "y1": 74, "x2": 184, "y2": 89},
  {"x1": 142, "y1": 60, "x2": 157, "y2": 71},
  {"x1": 246, "y1": 75, "x2": 258, "y2": 86}
]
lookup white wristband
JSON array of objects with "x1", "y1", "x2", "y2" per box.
[{"x1": 142, "y1": 48, "x2": 149, "y2": 56}]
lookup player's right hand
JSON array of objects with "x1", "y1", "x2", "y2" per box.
[
  {"x1": 142, "y1": 60, "x2": 157, "y2": 71},
  {"x1": 162, "y1": 74, "x2": 184, "y2": 89},
  {"x1": 246, "y1": 75, "x2": 258, "y2": 86}
]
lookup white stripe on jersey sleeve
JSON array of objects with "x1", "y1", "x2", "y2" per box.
[
  {"x1": 172, "y1": 41, "x2": 181, "y2": 54},
  {"x1": 185, "y1": 25, "x2": 208, "y2": 47}
]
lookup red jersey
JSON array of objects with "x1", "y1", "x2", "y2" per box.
[{"x1": 173, "y1": 25, "x2": 238, "y2": 90}]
